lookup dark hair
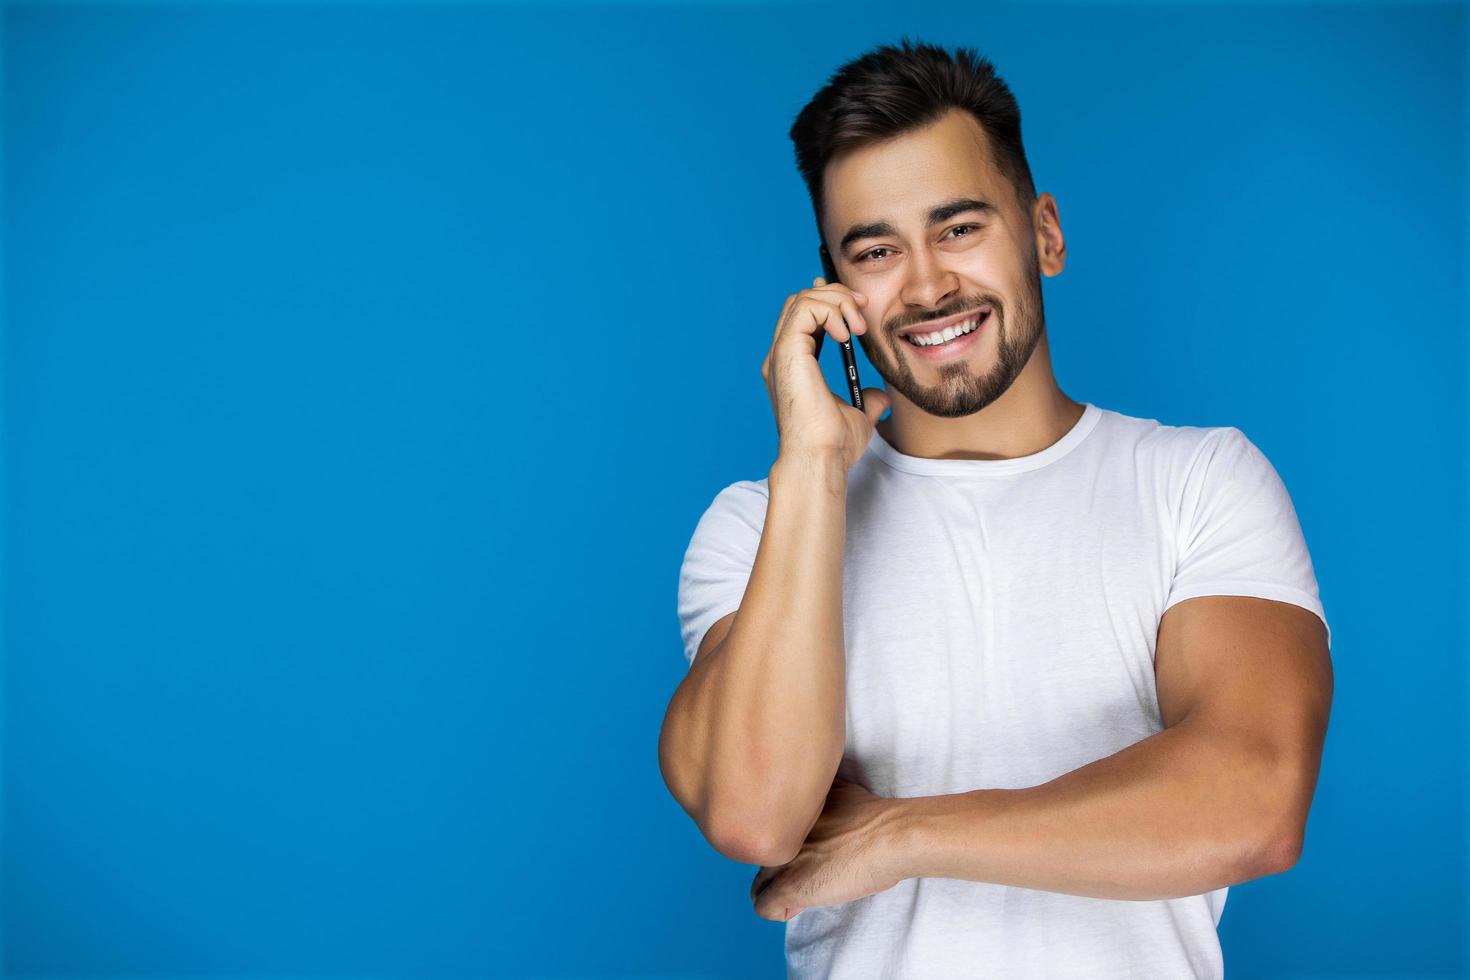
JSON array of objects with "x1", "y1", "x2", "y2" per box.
[{"x1": 788, "y1": 37, "x2": 1037, "y2": 278}]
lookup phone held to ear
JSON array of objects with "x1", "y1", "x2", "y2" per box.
[{"x1": 819, "y1": 244, "x2": 865, "y2": 411}]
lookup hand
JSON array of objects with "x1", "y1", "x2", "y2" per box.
[
  {"x1": 749, "y1": 776, "x2": 907, "y2": 922},
  {"x1": 761, "y1": 276, "x2": 890, "y2": 471}
]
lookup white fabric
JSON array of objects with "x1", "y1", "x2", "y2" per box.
[{"x1": 675, "y1": 402, "x2": 1330, "y2": 979}]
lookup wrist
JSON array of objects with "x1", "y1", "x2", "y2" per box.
[
  {"x1": 880, "y1": 789, "x2": 1008, "y2": 882},
  {"x1": 878, "y1": 795, "x2": 927, "y2": 882},
  {"x1": 770, "y1": 451, "x2": 847, "y2": 493}
]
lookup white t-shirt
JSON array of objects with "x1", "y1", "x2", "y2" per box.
[{"x1": 675, "y1": 401, "x2": 1330, "y2": 980}]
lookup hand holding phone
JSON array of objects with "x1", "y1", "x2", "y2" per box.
[{"x1": 760, "y1": 265, "x2": 890, "y2": 471}]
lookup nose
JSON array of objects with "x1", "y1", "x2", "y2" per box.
[{"x1": 899, "y1": 246, "x2": 960, "y2": 313}]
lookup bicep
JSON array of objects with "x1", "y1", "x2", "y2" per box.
[
  {"x1": 1155, "y1": 595, "x2": 1333, "y2": 850},
  {"x1": 1155, "y1": 594, "x2": 1332, "y2": 737}
]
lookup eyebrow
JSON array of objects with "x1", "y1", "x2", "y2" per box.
[{"x1": 837, "y1": 197, "x2": 996, "y2": 255}]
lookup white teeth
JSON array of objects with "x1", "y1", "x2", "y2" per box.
[{"x1": 908, "y1": 314, "x2": 984, "y2": 347}]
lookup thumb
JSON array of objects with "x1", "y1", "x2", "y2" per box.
[{"x1": 861, "y1": 387, "x2": 890, "y2": 427}]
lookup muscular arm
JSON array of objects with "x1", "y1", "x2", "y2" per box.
[
  {"x1": 659, "y1": 451, "x2": 851, "y2": 867},
  {"x1": 880, "y1": 596, "x2": 1333, "y2": 900}
]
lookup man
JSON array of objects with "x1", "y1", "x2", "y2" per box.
[{"x1": 659, "y1": 37, "x2": 1332, "y2": 980}]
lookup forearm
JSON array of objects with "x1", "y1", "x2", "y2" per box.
[
  {"x1": 672, "y1": 451, "x2": 850, "y2": 865},
  {"x1": 886, "y1": 715, "x2": 1294, "y2": 900}
]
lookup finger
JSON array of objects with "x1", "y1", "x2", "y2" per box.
[
  {"x1": 810, "y1": 279, "x2": 869, "y2": 321},
  {"x1": 750, "y1": 866, "x2": 779, "y2": 903},
  {"x1": 817, "y1": 291, "x2": 869, "y2": 339},
  {"x1": 754, "y1": 885, "x2": 784, "y2": 920},
  {"x1": 764, "y1": 293, "x2": 800, "y2": 382},
  {"x1": 814, "y1": 276, "x2": 868, "y2": 309},
  {"x1": 771, "y1": 292, "x2": 798, "y2": 346},
  {"x1": 862, "y1": 387, "x2": 890, "y2": 426},
  {"x1": 770, "y1": 285, "x2": 867, "y2": 373},
  {"x1": 755, "y1": 885, "x2": 804, "y2": 922},
  {"x1": 781, "y1": 283, "x2": 868, "y2": 347},
  {"x1": 798, "y1": 293, "x2": 866, "y2": 344}
]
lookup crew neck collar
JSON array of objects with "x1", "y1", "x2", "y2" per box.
[{"x1": 868, "y1": 402, "x2": 1102, "y2": 477}]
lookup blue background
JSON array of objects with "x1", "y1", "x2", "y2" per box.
[{"x1": 2, "y1": 2, "x2": 1465, "y2": 977}]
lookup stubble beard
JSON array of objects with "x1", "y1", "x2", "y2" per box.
[{"x1": 859, "y1": 249, "x2": 1047, "y2": 419}]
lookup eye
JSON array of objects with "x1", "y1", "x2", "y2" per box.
[{"x1": 856, "y1": 224, "x2": 981, "y2": 264}]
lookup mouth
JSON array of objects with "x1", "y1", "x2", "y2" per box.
[{"x1": 900, "y1": 309, "x2": 991, "y2": 360}]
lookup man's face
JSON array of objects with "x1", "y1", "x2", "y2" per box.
[{"x1": 822, "y1": 107, "x2": 1050, "y2": 419}]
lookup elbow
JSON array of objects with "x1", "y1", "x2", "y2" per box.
[
  {"x1": 1240, "y1": 811, "x2": 1306, "y2": 879},
  {"x1": 1257, "y1": 831, "x2": 1304, "y2": 876},
  {"x1": 706, "y1": 817, "x2": 804, "y2": 867},
  {"x1": 700, "y1": 763, "x2": 838, "y2": 867},
  {"x1": 1240, "y1": 748, "x2": 1316, "y2": 879},
  {"x1": 658, "y1": 743, "x2": 810, "y2": 866},
  {"x1": 702, "y1": 787, "x2": 819, "y2": 867}
]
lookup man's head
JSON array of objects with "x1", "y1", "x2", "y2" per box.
[{"x1": 789, "y1": 39, "x2": 1065, "y2": 419}]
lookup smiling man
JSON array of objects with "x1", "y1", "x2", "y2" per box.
[{"x1": 660, "y1": 38, "x2": 1333, "y2": 979}]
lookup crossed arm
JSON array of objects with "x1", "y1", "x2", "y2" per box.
[{"x1": 751, "y1": 595, "x2": 1334, "y2": 920}]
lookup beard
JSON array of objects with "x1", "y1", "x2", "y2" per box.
[{"x1": 857, "y1": 246, "x2": 1046, "y2": 419}]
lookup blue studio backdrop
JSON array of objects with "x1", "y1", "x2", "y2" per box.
[{"x1": 2, "y1": 2, "x2": 1466, "y2": 978}]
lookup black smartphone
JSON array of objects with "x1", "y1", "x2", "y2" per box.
[
  {"x1": 819, "y1": 242, "x2": 841, "y2": 285},
  {"x1": 818, "y1": 244, "x2": 865, "y2": 410}
]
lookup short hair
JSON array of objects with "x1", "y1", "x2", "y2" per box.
[{"x1": 788, "y1": 37, "x2": 1037, "y2": 279}]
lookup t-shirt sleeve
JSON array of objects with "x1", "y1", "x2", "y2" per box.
[
  {"x1": 1164, "y1": 427, "x2": 1331, "y2": 648},
  {"x1": 676, "y1": 479, "x2": 770, "y2": 666}
]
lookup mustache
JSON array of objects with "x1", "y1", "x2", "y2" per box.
[{"x1": 889, "y1": 298, "x2": 999, "y2": 334}]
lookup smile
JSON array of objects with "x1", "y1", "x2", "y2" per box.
[{"x1": 902, "y1": 310, "x2": 991, "y2": 360}]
